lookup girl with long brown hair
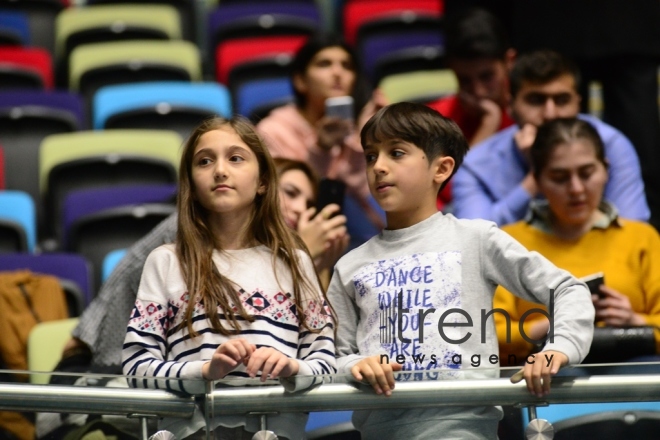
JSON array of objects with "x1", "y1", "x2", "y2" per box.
[{"x1": 122, "y1": 116, "x2": 336, "y2": 439}]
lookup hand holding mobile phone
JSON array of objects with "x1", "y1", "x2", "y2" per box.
[
  {"x1": 325, "y1": 96, "x2": 354, "y2": 121},
  {"x1": 316, "y1": 178, "x2": 346, "y2": 216},
  {"x1": 580, "y1": 272, "x2": 605, "y2": 298}
]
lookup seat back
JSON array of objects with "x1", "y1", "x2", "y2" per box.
[
  {"x1": 214, "y1": 35, "x2": 306, "y2": 84},
  {"x1": 0, "y1": 91, "x2": 83, "y2": 217},
  {"x1": 87, "y1": 0, "x2": 197, "y2": 42},
  {"x1": 70, "y1": 203, "x2": 175, "y2": 293},
  {"x1": 342, "y1": 0, "x2": 443, "y2": 45},
  {"x1": 94, "y1": 81, "x2": 231, "y2": 139},
  {"x1": 379, "y1": 69, "x2": 457, "y2": 103},
  {"x1": 0, "y1": 0, "x2": 64, "y2": 53},
  {"x1": 54, "y1": 4, "x2": 182, "y2": 87},
  {"x1": 68, "y1": 40, "x2": 201, "y2": 108},
  {"x1": 0, "y1": 46, "x2": 53, "y2": 89},
  {"x1": 0, "y1": 190, "x2": 36, "y2": 253},
  {"x1": 209, "y1": 2, "x2": 319, "y2": 52},
  {"x1": 228, "y1": 55, "x2": 293, "y2": 115},
  {"x1": 101, "y1": 248, "x2": 126, "y2": 283},
  {"x1": 27, "y1": 317, "x2": 79, "y2": 384},
  {"x1": 62, "y1": 183, "x2": 177, "y2": 247},
  {"x1": 236, "y1": 77, "x2": 294, "y2": 122},
  {"x1": 0, "y1": 10, "x2": 31, "y2": 45},
  {"x1": 357, "y1": 15, "x2": 443, "y2": 82},
  {"x1": 39, "y1": 129, "x2": 182, "y2": 241}
]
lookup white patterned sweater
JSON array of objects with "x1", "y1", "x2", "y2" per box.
[{"x1": 122, "y1": 244, "x2": 336, "y2": 392}]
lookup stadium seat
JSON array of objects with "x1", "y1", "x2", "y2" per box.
[
  {"x1": 0, "y1": 0, "x2": 65, "y2": 53},
  {"x1": 63, "y1": 184, "x2": 176, "y2": 292},
  {"x1": 0, "y1": 190, "x2": 36, "y2": 253},
  {"x1": 28, "y1": 318, "x2": 79, "y2": 384},
  {"x1": 87, "y1": 0, "x2": 197, "y2": 42},
  {"x1": 39, "y1": 129, "x2": 182, "y2": 242},
  {"x1": 0, "y1": 90, "x2": 83, "y2": 223},
  {"x1": 68, "y1": 40, "x2": 202, "y2": 110},
  {"x1": 235, "y1": 76, "x2": 294, "y2": 122},
  {"x1": 208, "y1": 2, "x2": 319, "y2": 53},
  {"x1": 379, "y1": 69, "x2": 457, "y2": 103},
  {"x1": 0, "y1": 46, "x2": 53, "y2": 89},
  {"x1": 54, "y1": 4, "x2": 182, "y2": 88},
  {"x1": 101, "y1": 248, "x2": 126, "y2": 283},
  {"x1": 214, "y1": 35, "x2": 306, "y2": 85},
  {"x1": 342, "y1": 0, "x2": 443, "y2": 46},
  {"x1": 93, "y1": 81, "x2": 231, "y2": 139},
  {"x1": 0, "y1": 10, "x2": 31, "y2": 46}
]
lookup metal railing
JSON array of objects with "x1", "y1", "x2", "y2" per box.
[{"x1": 2, "y1": 372, "x2": 660, "y2": 439}]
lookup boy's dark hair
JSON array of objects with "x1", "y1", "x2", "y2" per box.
[
  {"x1": 531, "y1": 117, "x2": 607, "y2": 179},
  {"x1": 361, "y1": 102, "x2": 469, "y2": 190},
  {"x1": 510, "y1": 50, "x2": 581, "y2": 98},
  {"x1": 445, "y1": 8, "x2": 510, "y2": 60}
]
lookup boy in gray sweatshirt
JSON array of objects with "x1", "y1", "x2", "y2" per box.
[{"x1": 326, "y1": 102, "x2": 594, "y2": 439}]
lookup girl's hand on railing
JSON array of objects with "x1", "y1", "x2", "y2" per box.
[
  {"x1": 245, "y1": 347, "x2": 299, "y2": 382},
  {"x1": 203, "y1": 339, "x2": 256, "y2": 381}
]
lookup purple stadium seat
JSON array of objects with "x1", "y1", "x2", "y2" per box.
[
  {"x1": 361, "y1": 31, "x2": 444, "y2": 82},
  {"x1": 62, "y1": 183, "x2": 177, "y2": 246},
  {"x1": 62, "y1": 184, "x2": 176, "y2": 293},
  {"x1": 208, "y1": 2, "x2": 319, "y2": 51}
]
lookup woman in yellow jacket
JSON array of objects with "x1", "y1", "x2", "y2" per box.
[{"x1": 493, "y1": 117, "x2": 660, "y2": 366}]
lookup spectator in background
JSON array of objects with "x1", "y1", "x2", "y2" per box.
[
  {"x1": 428, "y1": 8, "x2": 515, "y2": 147},
  {"x1": 427, "y1": 8, "x2": 515, "y2": 211},
  {"x1": 510, "y1": 0, "x2": 660, "y2": 231},
  {"x1": 257, "y1": 34, "x2": 386, "y2": 237},
  {"x1": 452, "y1": 50, "x2": 649, "y2": 225},
  {"x1": 493, "y1": 117, "x2": 660, "y2": 366}
]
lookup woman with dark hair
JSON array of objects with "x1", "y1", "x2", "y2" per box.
[
  {"x1": 275, "y1": 158, "x2": 349, "y2": 287},
  {"x1": 257, "y1": 34, "x2": 386, "y2": 233},
  {"x1": 493, "y1": 117, "x2": 660, "y2": 366}
]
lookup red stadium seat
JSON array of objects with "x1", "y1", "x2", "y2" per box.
[
  {"x1": 215, "y1": 35, "x2": 307, "y2": 84},
  {"x1": 0, "y1": 46, "x2": 53, "y2": 89},
  {"x1": 342, "y1": 0, "x2": 443, "y2": 46}
]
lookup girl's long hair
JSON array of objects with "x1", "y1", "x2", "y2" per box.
[{"x1": 176, "y1": 116, "x2": 332, "y2": 337}]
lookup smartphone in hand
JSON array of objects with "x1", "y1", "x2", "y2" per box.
[
  {"x1": 325, "y1": 96, "x2": 354, "y2": 121},
  {"x1": 316, "y1": 178, "x2": 346, "y2": 216},
  {"x1": 580, "y1": 272, "x2": 605, "y2": 298}
]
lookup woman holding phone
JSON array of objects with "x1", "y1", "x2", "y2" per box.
[
  {"x1": 257, "y1": 33, "x2": 386, "y2": 237},
  {"x1": 275, "y1": 158, "x2": 348, "y2": 288},
  {"x1": 493, "y1": 118, "x2": 660, "y2": 365}
]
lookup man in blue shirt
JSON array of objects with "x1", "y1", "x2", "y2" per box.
[{"x1": 452, "y1": 50, "x2": 650, "y2": 226}]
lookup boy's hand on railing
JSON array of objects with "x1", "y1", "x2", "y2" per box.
[
  {"x1": 245, "y1": 347, "x2": 299, "y2": 382},
  {"x1": 203, "y1": 338, "x2": 256, "y2": 381},
  {"x1": 351, "y1": 355, "x2": 402, "y2": 397},
  {"x1": 510, "y1": 350, "x2": 568, "y2": 397}
]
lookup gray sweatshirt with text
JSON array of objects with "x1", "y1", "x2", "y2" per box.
[{"x1": 327, "y1": 212, "x2": 594, "y2": 439}]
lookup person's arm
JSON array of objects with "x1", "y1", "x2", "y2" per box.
[
  {"x1": 481, "y1": 224, "x2": 595, "y2": 364},
  {"x1": 452, "y1": 165, "x2": 532, "y2": 225},
  {"x1": 602, "y1": 130, "x2": 651, "y2": 221},
  {"x1": 493, "y1": 286, "x2": 546, "y2": 363},
  {"x1": 121, "y1": 248, "x2": 206, "y2": 393}
]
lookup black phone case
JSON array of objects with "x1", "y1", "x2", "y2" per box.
[{"x1": 316, "y1": 179, "x2": 346, "y2": 213}]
